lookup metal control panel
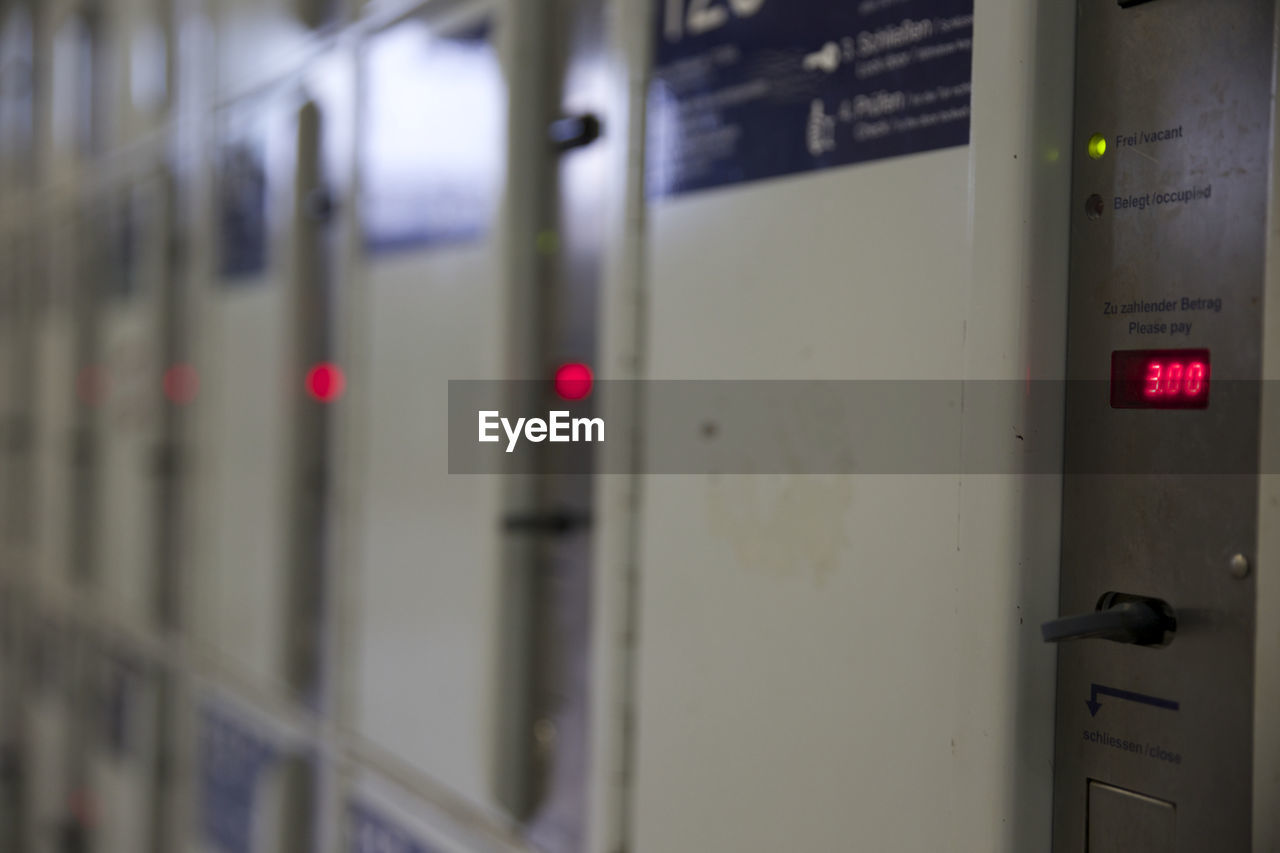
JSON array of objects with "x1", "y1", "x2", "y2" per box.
[{"x1": 1051, "y1": 0, "x2": 1277, "y2": 849}]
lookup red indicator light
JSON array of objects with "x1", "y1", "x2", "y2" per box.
[
  {"x1": 163, "y1": 363, "x2": 199, "y2": 405},
  {"x1": 305, "y1": 363, "x2": 346, "y2": 403},
  {"x1": 76, "y1": 365, "x2": 107, "y2": 406},
  {"x1": 1112, "y1": 349, "x2": 1210, "y2": 409},
  {"x1": 554, "y1": 363, "x2": 594, "y2": 400}
]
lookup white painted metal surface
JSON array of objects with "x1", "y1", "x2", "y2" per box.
[
  {"x1": 101, "y1": 0, "x2": 171, "y2": 146},
  {"x1": 87, "y1": 660, "x2": 161, "y2": 853},
  {"x1": 213, "y1": 0, "x2": 320, "y2": 101},
  {"x1": 96, "y1": 173, "x2": 168, "y2": 628},
  {"x1": 22, "y1": 665, "x2": 71, "y2": 853},
  {"x1": 586, "y1": 2, "x2": 1075, "y2": 851},
  {"x1": 190, "y1": 86, "x2": 302, "y2": 692},
  {"x1": 31, "y1": 198, "x2": 81, "y2": 602},
  {"x1": 343, "y1": 0, "x2": 511, "y2": 813}
]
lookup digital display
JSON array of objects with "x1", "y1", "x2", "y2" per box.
[{"x1": 1111, "y1": 349, "x2": 1210, "y2": 409}]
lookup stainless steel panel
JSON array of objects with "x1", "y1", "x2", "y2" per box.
[
  {"x1": 1087, "y1": 781, "x2": 1175, "y2": 853},
  {"x1": 1054, "y1": 1, "x2": 1275, "y2": 850}
]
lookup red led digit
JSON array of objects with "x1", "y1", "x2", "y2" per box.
[
  {"x1": 1144, "y1": 362, "x2": 1162, "y2": 397},
  {"x1": 1186, "y1": 362, "x2": 1206, "y2": 396},
  {"x1": 1165, "y1": 362, "x2": 1184, "y2": 395}
]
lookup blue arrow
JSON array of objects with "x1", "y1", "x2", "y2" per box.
[{"x1": 1087, "y1": 683, "x2": 1179, "y2": 717}]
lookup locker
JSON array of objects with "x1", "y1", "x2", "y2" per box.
[
  {"x1": 19, "y1": 616, "x2": 77, "y2": 853},
  {"x1": 31, "y1": 197, "x2": 85, "y2": 600},
  {"x1": 0, "y1": 1, "x2": 36, "y2": 188},
  {"x1": 43, "y1": 2, "x2": 108, "y2": 174},
  {"x1": 85, "y1": 652, "x2": 162, "y2": 853},
  {"x1": 344, "y1": 0, "x2": 513, "y2": 813},
  {"x1": 191, "y1": 83, "x2": 297, "y2": 691},
  {"x1": 92, "y1": 169, "x2": 172, "y2": 628},
  {"x1": 0, "y1": 218, "x2": 38, "y2": 571},
  {"x1": 192, "y1": 56, "x2": 344, "y2": 699},
  {"x1": 584, "y1": 1, "x2": 1076, "y2": 851},
  {"x1": 213, "y1": 0, "x2": 340, "y2": 99},
  {"x1": 101, "y1": 0, "x2": 172, "y2": 145}
]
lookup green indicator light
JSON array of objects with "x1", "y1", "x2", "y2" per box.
[{"x1": 1088, "y1": 134, "x2": 1108, "y2": 159}]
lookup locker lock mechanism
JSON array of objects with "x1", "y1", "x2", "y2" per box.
[
  {"x1": 502, "y1": 507, "x2": 591, "y2": 535},
  {"x1": 1041, "y1": 592, "x2": 1176, "y2": 647},
  {"x1": 549, "y1": 113, "x2": 602, "y2": 151}
]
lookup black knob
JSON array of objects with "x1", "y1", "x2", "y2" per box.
[
  {"x1": 1041, "y1": 592, "x2": 1175, "y2": 646},
  {"x1": 502, "y1": 508, "x2": 591, "y2": 535},
  {"x1": 549, "y1": 113, "x2": 602, "y2": 151}
]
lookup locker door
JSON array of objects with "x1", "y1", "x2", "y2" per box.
[
  {"x1": 605, "y1": 1, "x2": 1075, "y2": 851},
  {"x1": 194, "y1": 87, "x2": 297, "y2": 692},
  {"x1": 85, "y1": 652, "x2": 162, "y2": 853},
  {"x1": 194, "y1": 69, "x2": 343, "y2": 702},
  {"x1": 32, "y1": 198, "x2": 83, "y2": 599},
  {"x1": 101, "y1": 0, "x2": 171, "y2": 147},
  {"x1": 20, "y1": 616, "x2": 74, "y2": 853},
  {"x1": 45, "y1": 5, "x2": 107, "y2": 175},
  {"x1": 346, "y1": 0, "x2": 511, "y2": 813},
  {"x1": 0, "y1": 218, "x2": 37, "y2": 571},
  {"x1": 0, "y1": 2, "x2": 36, "y2": 188},
  {"x1": 94, "y1": 172, "x2": 170, "y2": 628},
  {"x1": 214, "y1": 0, "x2": 340, "y2": 98}
]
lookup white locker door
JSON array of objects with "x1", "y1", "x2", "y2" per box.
[
  {"x1": 0, "y1": 3, "x2": 36, "y2": 189},
  {"x1": 21, "y1": 619, "x2": 72, "y2": 853},
  {"x1": 596, "y1": 1, "x2": 1074, "y2": 852},
  {"x1": 214, "y1": 0, "x2": 334, "y2": 99},
  {"x1": 347, "y1": 2, "x2": 510, "y2": 813},
  {"x1": 0, "y1": 218, "x2": 37, "y2": 573},
  {"x1": 96, "y1": 175, "x2": 169, "y2": 629},
  {"x1": 87, "y1": 655, "x2": 161, "y2": 853},
  {"x1": 101, "y1": 0, "x2": 170, "y2": 147},
  {"x1": 32, "y1": 200, "x2": 82, "y2": 600},
  {"x1": 194, "y1": 86, "x2": 305, "y2": 693}
]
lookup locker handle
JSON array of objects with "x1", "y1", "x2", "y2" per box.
[
  {"x1": 1041, "y1": 592, "x2": 1175, "y2": 646},
  {"x1": 502, "y1": 508, "x2": 591, "y2": 535},
  {"x1": 549, "y1": 113, "x2": 602, "y2": 151}
]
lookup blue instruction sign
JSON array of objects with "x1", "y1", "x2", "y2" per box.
[
  {"x1": 648, "y1": 0, "x2": 974, "y2": 196},
  {"x1": 361, "y1": 18, "x2": 505, "y2": 254},
  {"x1": 348, "y1": 802, "x2": 443, "y2": 853},
  {"x1": 198, "y1": 707, "x2": 277, "y2": 853},
  {"x1": 217, "y1": 136, "x2": 269, "y2": 281}
]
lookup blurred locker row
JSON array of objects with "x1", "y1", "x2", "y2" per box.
[
  {"x1": 0, "y1": 0, "x2": 614, "y2": 850},
  {"x1": 0, "y1": 0, "x2": 1074, "y2": 851}
]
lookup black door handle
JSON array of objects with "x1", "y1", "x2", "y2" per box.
[{"x1": 1041, "y1": 592, "x2": 1175, "y2": 646}]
